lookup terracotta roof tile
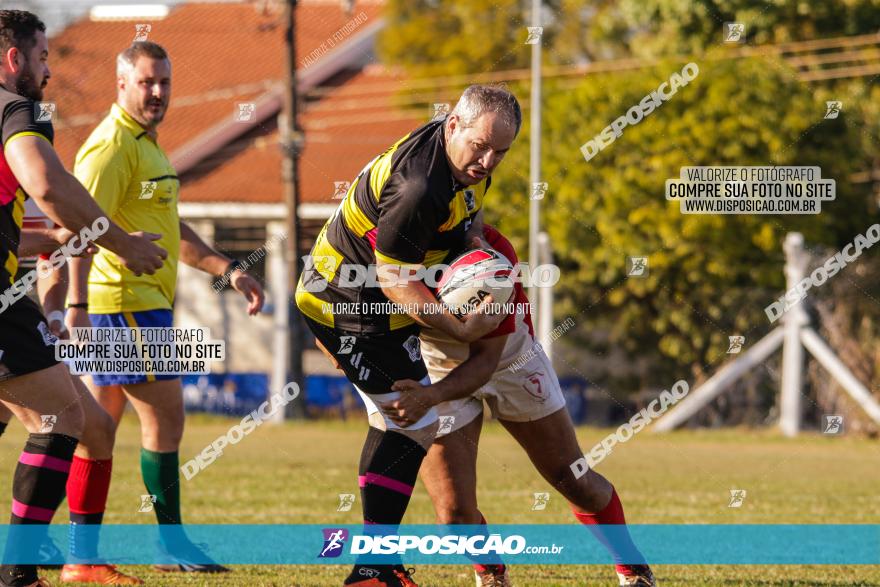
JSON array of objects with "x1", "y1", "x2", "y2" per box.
[
  {"x1": 181, "y1": 66, "x2": 425, "y2": 205},
  {"x1": 46, "y1": 0, "x2": 390, "y2": 205}
]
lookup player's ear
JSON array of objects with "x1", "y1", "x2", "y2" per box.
[
  {"x1": 446, "y1": 114, "x2": 458, "y2": 135},
  {"x1": 3, "y1": 46, "x2": 20, "y2": 73}
]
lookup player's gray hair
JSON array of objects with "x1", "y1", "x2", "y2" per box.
[
  {"x1": 116, "y1": 41, "x2": 170, "y2": 77},
  {"x1": 450, "y1": 84, "x2": 522, "y2": 135}
]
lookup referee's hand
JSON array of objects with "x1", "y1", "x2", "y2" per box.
[
  {"x1": 231, "y1": 270, "x2": 265, "y2": 316},
  {"x1": 65, "y1": 307, "x2": 90, "y2": 337}
]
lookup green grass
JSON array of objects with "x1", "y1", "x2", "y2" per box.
[{"x1": 1, "y1": 413, "x2": 878, "y2": 586}]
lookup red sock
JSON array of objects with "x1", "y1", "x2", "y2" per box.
[
  {"x1": 473, "y1": 513, "x2": 506, "y2": 574},
  {"x1": 66, "y1": 457, "x2": 112, "y2": 560},
  {"x1": 572, "y1": 487, "x2": 646, "y2": 575}
]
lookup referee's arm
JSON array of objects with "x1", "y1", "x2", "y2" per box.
[{"x1": 179, "y1": 221, "x2": 265, "y2": 315}]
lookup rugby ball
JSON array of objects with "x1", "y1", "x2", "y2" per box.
[{"x1": 435, "y1": 249, "x2": 515, "y2": 319}]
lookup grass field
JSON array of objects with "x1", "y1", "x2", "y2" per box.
[{"x1": 1, "y1": 412, "x2": 878, "y2": 586}]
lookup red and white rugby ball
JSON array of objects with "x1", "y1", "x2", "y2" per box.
[{"x1": 436, "y1": 249, "x2": 515, "y2": 319}]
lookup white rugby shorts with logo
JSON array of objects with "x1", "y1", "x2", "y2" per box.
[{"x1": 358, "y1": 308, "x2": 566, "y2": 435}]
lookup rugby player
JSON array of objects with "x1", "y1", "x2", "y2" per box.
[
  {"x1": 17, "y1": 199, "x2": 145, "y2": 582},
  {"x1": 376, "y1": 225, "x2": 657, "y2": 587},
  {"x1": 295, "y1": 85, "x2": 521, "y2": 587},
  {"x1": 0, "y1": 190, "x2": 104, "y2": 568},
  {"x1": 16, "y1": 196, "x2": 104, "y2": 568},
  {"x1": 64, "y1": 41, "x2": 264, "y2": 581},
  {"x1": 0, "y1": 10, "x2": 166, "y2": 587}
]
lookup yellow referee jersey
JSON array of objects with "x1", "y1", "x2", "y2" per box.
[{"x1": 74, "y1": 103, "x2": 180, "y2": 313}]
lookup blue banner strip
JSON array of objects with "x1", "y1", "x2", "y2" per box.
[{"x1": 3, "y1": 524, "x2": 877, "y2": 565}]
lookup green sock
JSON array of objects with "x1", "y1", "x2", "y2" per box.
[{"x1": 140, "y1": 448, "x2": 182, "y2": 525}]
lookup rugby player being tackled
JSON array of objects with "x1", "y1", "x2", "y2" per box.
[{"x1": 296, "y1": 85, "x2": 521, "y2": 586}]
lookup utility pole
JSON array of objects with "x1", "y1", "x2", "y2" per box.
[
  {"x1": 528, "y1": 0, "x2": 543, "y2": 335},
  {"x1": 281, "y1": 0, "x2": 306, "y2": 418}
]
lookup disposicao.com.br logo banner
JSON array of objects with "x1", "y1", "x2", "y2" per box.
[{"x1": 3, "y1": 524, "x2": 877, "y2": 565}]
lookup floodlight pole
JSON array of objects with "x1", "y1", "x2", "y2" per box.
[
  {"x1": 281, "y1": 0, "x2": 306, "y2": 419},
  {"x1": 528, "y1": 0, "x2": 543, "y2": 336}
]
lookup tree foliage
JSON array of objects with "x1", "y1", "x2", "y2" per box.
[
  {"x1": 380, "y1": 0, "x2": 880, "y2": 70},
  {"x1": 487, "y1": 58, "x2": 875, "y2": 384},
  {"x1": 377, "y1": 0, "x2": 540, "y2": 78},
  {"x1": 377, "y1": 0, "x2": 880, "y2": 390},
  {"x1": 579, "y1": 0, "x2": 880, "y2": 60}
]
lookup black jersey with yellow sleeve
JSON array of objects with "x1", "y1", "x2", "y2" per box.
[
  {"x1": 296, "y1": 118, "x2": 490, "y2": 334},
  {"x1": 0, "y1": 85, "x2": 54, "y2": 288}
]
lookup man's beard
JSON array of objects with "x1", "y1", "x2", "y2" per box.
[
  {"x1": 142, "y1": 101, "x2": 166, "y2": 124},
  {"x1": 15, "y1": 63, "x2": 43, "y2": 101}
]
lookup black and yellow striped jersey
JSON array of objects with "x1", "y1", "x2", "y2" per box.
[
  {"x1": 0, "y1": 84, "x2": 55, "y2": 288},
  {"x1": 295, "y1": 118, "x2": 491, "y2": 334}
]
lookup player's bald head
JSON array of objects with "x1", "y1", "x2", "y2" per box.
[
  {"x1": 444, "y1": 85, "x2": 520, "y2": 186},
  {"x1": 450, "y1": 84, "x2": 522, "y2": 137}
]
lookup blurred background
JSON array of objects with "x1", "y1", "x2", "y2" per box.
[{"x1": 9, "y1": 0, "x2": 880, "y2": 435}]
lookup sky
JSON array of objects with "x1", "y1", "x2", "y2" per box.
[{"x1": 4, "y1": 1, "x2": 187, "y2": 36}]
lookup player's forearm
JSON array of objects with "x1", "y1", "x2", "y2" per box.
[
  {"x1": 428, "y1": 355, "x2": 496, "y2": 404},
  {"x1": 36, "y1": 260, "x2": 68, "y2": 315},
  {"x1": 68, "y1": 256, "x2": 92, "y2": 305},
  {"x1": 36, "y1": 172, "x2": 131, "y2": 253},
  {"x1": 380, "y1": 279, "x2": 463, "y2": 337},
  {"x1": 6, "y1": 138, "x2": 132, "y2": 254},
  {"x1": 18, "y1": 227, "x2": 60, "y2": 258},
  {"x1": 179, "y1": 221, "x2": 231, "y2": 275}
]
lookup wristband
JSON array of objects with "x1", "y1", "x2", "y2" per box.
[
  {"x1": 67, "y1": 302, "x2": 88, "y2": 309},
  {"x1": 225, "y1": 259, "x2": 244, "y2": 275}
]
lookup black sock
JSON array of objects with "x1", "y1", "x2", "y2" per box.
[
  {"x1": 348, "y1": 426, "x2": 390, "y2": 583},
  {"x1": 358, "y1": 426, "x2": 386, "y2": 482},
  {"x1": 348, "y1": 429, "x2": 427, "y2": 582},
  {"x1": 359, "y1": 430, "x2": 426, "y2": 524},
  {"x1": 1, "y1": 433, "x2": 77, "y2": 586}
]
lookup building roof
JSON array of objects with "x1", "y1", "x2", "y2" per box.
[
  {"x1": 45, "y1": 0, "x2": 420, "y2": 209},
  {"x1": 182, "y1": 65, "x2": 425, "y2": 205}
]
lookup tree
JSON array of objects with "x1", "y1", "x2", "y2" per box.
[
  {"x1": 377, "y1": 0, "x2": 540, "y2": 79},
  {"x1": 565, "y1": 0, "x2": 880, "y2": 61},
  {"x1": 487, "y1": 57, "x2": 875, "y2": 386},
  {"x1": 379, "y1": 0, "x2": 880, "y2": 71},
  {"x1": 376, "y1": 0, "x2": 880, "y2": 398}
]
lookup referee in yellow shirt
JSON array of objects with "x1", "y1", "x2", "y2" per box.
[{"x1": 65, "y1": 41, "x2": 264, "y2": 582}]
